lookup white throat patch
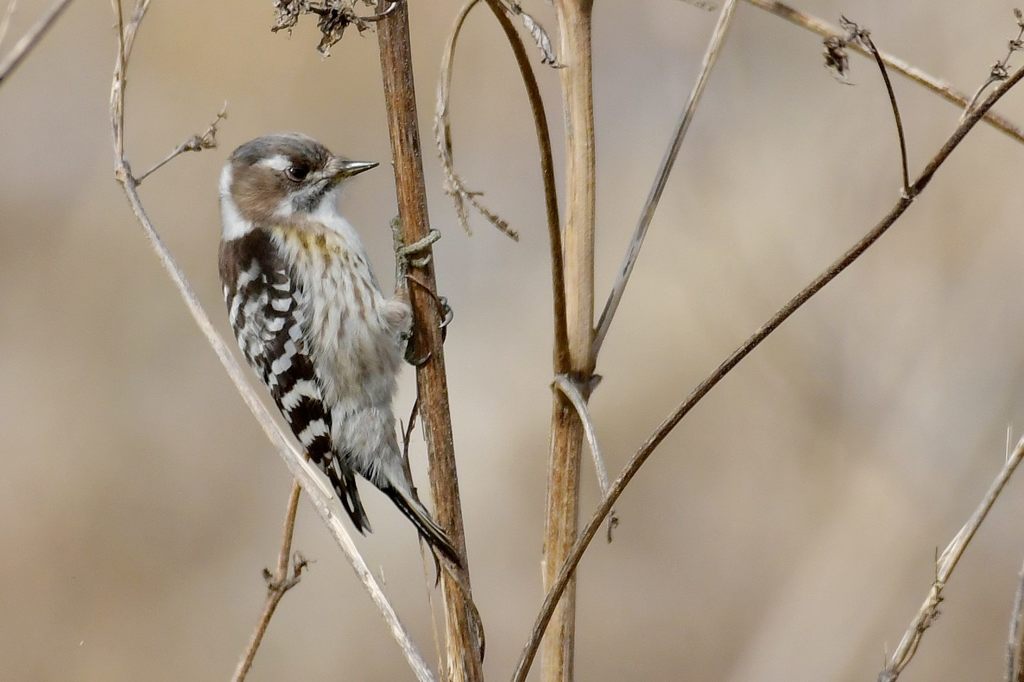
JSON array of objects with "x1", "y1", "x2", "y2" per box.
[{"x1": 309, "y1": 188, "x2": 363, "y2": 245}]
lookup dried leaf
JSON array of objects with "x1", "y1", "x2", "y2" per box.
[
  {"x1": 271, "y1": 0, "x2": 376, "y2": 56},
  {"x1": 823, "y1": 35, "x2": 852, "y2": 84},
  {"x1": 272, "y1": 0, "x2": 302, "y2": 32},
  {"x1": 505, "y1": 1, "x2": 560, "y2": 67},
  {"x1": 517, "y1": 8, "x2": 559, "y2": 66}
]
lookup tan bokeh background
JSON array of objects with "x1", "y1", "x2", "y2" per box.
[{"x1": 4, "y1": 1, "x2": 1024, "y2": 679}]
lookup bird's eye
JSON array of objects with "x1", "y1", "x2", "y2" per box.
[{"x1": 284, "y1": 165, "x2": 309, "y2": 182}]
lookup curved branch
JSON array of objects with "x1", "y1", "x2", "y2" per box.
[
  {"x1": 435, "y1": 0, "x2": 569, "y2": 371},
  {"x1": 481, "y1": 0, "x2": 569, "y2": 372},
  {"x1": 513, "y1": 63, "x2": 1024, "y2": 682},
  {"x1": 868, "y1": 35, "x2": 910, "y2": 192},
  {"x1": 435, "y1": 0, "x2": 517, "y2": 240}
]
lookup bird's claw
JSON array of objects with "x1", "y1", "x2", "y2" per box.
[
  {"x1": 393, "y1": 221, "x2": 441, "y2": 283},
  {"x1": 405, "y1": 345, "x2": 433, "y2": 367},
  {"x1": 437, "y1": 296, "x2": 453, "y2": 332},
  {"x1": 392, "y1": 222, "x2": 452, "y2": 366}
]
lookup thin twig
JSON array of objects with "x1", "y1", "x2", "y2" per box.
[
  {"x1": 232, "y1": 480, "x2": 304, "y2": 682},
  {"x1": 826, "y1": 17, "x2": 911, "y2": 193},
  {"x1": 513, "y1": 62, "x2": 1024, "y2": 682},
  {"x1": 435, "y1": 0, "x2": 517, "y2": 240},
  {"x1": 552, "y1": 375, "x2": 618, "y2": 542},
  {"x1": 399, "y1": 402, "x2": 449, "y2": 677},
  {"x1": 419, "y1": 541, "x2": 447, "y2": 680},
  {"x1": 108, "y1": 4, "x2": 434, "y2": 679},
  {"x1": 880, "y1": 435, "x2": 1024, "y2": 681},
  {"x1": 1007, "y1": 558, "x2": 1024, "y2": 682},
  {"x1": 478, "y1": 0, "x2": 570, "y2": 373},
  {"x1": 273, "y1": 483, "x2": 303, "y2": 602},
  {"x1": 376, "y1": 0, "x2": 483, "y2": 678},
  {"x1": 744, "y1": 0, "x2": 1024, "y2": 146},
  {"x1": 0, "y1": 0, "x2": 17, "y2": 48},
  {"x1": 960, "y1": 10, "x2": 1024, "y2": 124},
  {"x1": 0, "y1": 0, "x2": 73, "y2": 86},
  {"x1": 400, "y1": 400, "x2": 448, "y2": 677},
  {"x1": 861, "y1": 31, "x2": 910, "y2": 194},
  {"x1": 593, "y1": 0, "x2": 737, "y2": 360},
  {"x1": 135, "y1": 103, "x2": 228, "y2": 185}
]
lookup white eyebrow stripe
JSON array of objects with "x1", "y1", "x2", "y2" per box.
[{"x1": 258, "y1": 155, "x2": 292, "y2": 171}]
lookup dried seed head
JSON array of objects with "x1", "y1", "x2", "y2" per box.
[{"x1": 824, "y1": 36, "x2": 852, "y2": 84}]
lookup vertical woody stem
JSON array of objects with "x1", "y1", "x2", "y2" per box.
[
  {"x1": 543, "y1": 1, "x2": 596, "y2": 680},
  {"x1": 376, "y1": 2, "x2": 483, "y2": 680}
]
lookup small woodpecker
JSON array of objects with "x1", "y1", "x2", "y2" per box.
[{"x1": 218, "y1": 132, "x2": 459, "y2": 566}]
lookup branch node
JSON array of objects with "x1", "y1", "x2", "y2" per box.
[
  {"x1": 748, "y1": 0, "x2": 1024, "y2": 144},
  {"x1": 959, "y1": 9, "x2": 1024, "y2": 123},
  {"x1": 880, "y1": 434, "x2": 1024, "y2": 680},
  {"x1": 134, "y1": 103, "x2": 228, "y2": 185},
  {"x1": 823, "y1": 17, "x2": 910, "y2": 192}
]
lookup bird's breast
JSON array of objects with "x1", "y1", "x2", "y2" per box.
[{"x1": 270, "y1": 223, "x2": 404, "y2": 407}]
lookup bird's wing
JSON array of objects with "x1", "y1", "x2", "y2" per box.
[{"x1": 219, "y1": 229, "x2": 370, "y2": 533}]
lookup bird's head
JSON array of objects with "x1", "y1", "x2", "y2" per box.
[{"x1": 220, "y1": 133, "x2": 377, "y2": 237}]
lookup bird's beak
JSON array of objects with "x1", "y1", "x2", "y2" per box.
[{"x1": 331, "y1": 158, "x2": 379, "y2": 179}]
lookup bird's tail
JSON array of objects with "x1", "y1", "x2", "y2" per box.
[
  {"x1": 326, "y1": 463, "x2": 372, "y2": 535},
  {"x1": 383, "y1": 485, "x2": 462, "y2": 568}
]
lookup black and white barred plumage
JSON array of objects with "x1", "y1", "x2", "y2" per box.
[
  {"x1": 220, "y1": 230, "x2": 369, "y2": 530},
  {"x1": 218, "y1": 133, "x2": 459, "y2": 566}
]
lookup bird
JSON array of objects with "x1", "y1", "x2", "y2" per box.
[{"x1": 217, "y1": 132, "x2": 460, "y2": 567}]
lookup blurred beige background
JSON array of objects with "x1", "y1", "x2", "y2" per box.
[{"x1": 4, "y1": 0, "x2": 1024, "y2": 680}]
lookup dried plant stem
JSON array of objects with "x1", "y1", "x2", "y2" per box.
[
  {"x1": 376, "y1": 1, "x2": 482, "y2": 679},
  {"x1": 552, "y1": 376, "x2": 617, "y2": 541},
  {"x1": 862, "y1": 33, "x2": 910, "y2": 194},
  {"x1": 402, "y1": 406, "x2": 449, "y2": 678},
  {"x1": 135, "y1": 103, "x2": 228, "y2": 185},
  {"x1": 593, "y1": 0, "x2": 737, "y2": 359},
  {"x1": 435, "y1": 0, "x2": 515, "y2": 239},
  {"x1": 232, "y1": 480, "x2": 303, "y2": 682},
  {"x1": 109, "y1": 3, "x2": 433, "y2": 679},
  {"x1": 436, "y1": 0, "x2": 567, "y2": 368},
  {"x1": 434, "y1": 0, "x2": 569, "y2": 377},
  {"x1": 744, "y1": 0, "x2": 1024, "y2": 145},
  {"x1": 542, "y1": 2, "x2": 595, "y2": 681},
  {"x1": 480, "y1": 0, "x2": 569, "y2": 374},
  {"x1": 960, "y1": 17, "x2": 1024, "y2": 124},
  {"x1": 514, "y1": 61, "x2": 1024, "y2": 682},
  {"x1": 880, "y1": 435, "x2": 1024, "y2": 681},
  {"x1": 1007, "y1": 558, "x2": 1024, "y2": 682},
  {"x1": 0, "y1": 0, "x2": 73, "y2": 86},
  {"x1": 0, "y1": 0, "x2": 17, "y2": 48}
]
